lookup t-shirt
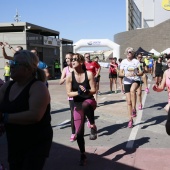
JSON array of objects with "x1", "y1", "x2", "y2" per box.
[
  {"x1": 149, "y1": 58, "x2": 154, "y2": 66},
  {"x1": 109, "y1": 62, "x2": 118, "y2": 74},
  {"x1": 120, "y1": 58, "x2": 140, "y2": 84},
  {"x1": 144, "y1": 58, "x2": 149, "y2": 66},
  {"x1": 85, "y1": 61, "x2": 100, "y2": 76}
]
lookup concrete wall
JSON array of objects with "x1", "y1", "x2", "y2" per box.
[{"x1": 114, "y1": 19, "x2": 170, "y2": 58}]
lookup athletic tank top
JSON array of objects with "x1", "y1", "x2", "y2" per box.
[
  {"x1": 72, "y1": 71, "x2": 93, "y2": 102},
  {"x1": 0, "y1": 79, "x2": 53, "y2": 159},
  {"x1": 155, "y1": 61, "x2": 163, "y2": 73},
  {"x1": 66, "y1": 66, "x2": 73, "y2": 100}
]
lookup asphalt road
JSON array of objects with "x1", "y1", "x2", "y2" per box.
[{"x1": 0, "y1": 67, "x2": 170, "y2": 170}]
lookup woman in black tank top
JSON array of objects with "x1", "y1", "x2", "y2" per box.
[
  {"x1": 0, "y1": 50, "x2": 52, "y2": 170},
  {"x1": 154, "y1": 57, "x2": 163, "y2": 85},
  {"x1": 66, "y1": 53, "x2": 97, "y2": 166}
]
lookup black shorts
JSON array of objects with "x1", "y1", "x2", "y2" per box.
[
  {"x1": 109, "y1": 73, "x2": 117, "y2": 78},
  {"x1": 124, "y1": 81, "x2": 140, "y2": 93},
  {"x1": 155, "y1": 72, "x2": 163, "y2": 77},
  {"x1": 94, "y1": 75, "x2": 100, "y2": 82}
]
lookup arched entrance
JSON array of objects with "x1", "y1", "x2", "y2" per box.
[{"x1": 73, "y1": 39, "x2": 120, "y2": 59}]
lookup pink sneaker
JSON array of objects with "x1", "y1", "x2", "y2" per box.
[
  {"x1": 132, "y1": 109, "x2": 137, "y2": 117},
  {"x1": 145, "y1": 88, "x2": 149, "y2": 94},
  {"x1": 87, "y1": 120, "x2": 91, "y2": 128},
  {"x1": 70, "y1": 134, "x2": 76, "y2": 142},
  {"x1": 128, "y1": 119, "x2": 133, "y2": 128},
  {"x1": 138, "y1": 104, "x2": 143, "y2": 110}
]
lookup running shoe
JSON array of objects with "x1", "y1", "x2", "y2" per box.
[
  {"x1": 145, "y1": 88, "x2": 149, "y2": 94},
  {"x1": 128, "y1": 119, "x2": 133, "y2": 128},
  {"x1": 70, "y1": 134, "x2": 76, "y2": 142},
  {"x1": 87, "y1": 120, "x2": 91, "y2": 128},
  {"x1": 121, "y1": 90, "x2": 125, "y2": 94},
  {"x1": 98, "y1": 91, "x2": 101, "y2": 95},
  {"x1": 132, "y1": 109, "x2": 137, "y2": 117},
  {"x1": 115, "y1": 90, "x2": 117, "y2": 94},
  {"x1": 138, "y1": 104, "x2": 143, "y2": 110},
  {"x1": 79, "y1": 154, "x2": 87, "y2": 166},
  {"x1": 89, "y1": 126, "x2": 97, "y2": 140}
]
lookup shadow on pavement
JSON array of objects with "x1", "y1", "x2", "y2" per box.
[
  {"x1": 143, "y1": 102, "x2": 167, "y2": 110},
  {"x1": 99, "y1": 100, "x2": 125, "y2": 106},
  {"x1": 100, "y1": 137, "x2": 150, "y2": 162},
  {"x1": 51, "y1": 108, "x2": 70, "y2": 114},
  {"x1": 44, "y1": 142, "x2": 142, "y2": 170},
  {"x1": 97, "y1": 122, "x2": 127, "y2": 137},
  {"x1": 135, "y1": 115, "x2": 167, "y2": 129}
]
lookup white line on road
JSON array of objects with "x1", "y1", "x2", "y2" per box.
[
  {"x1": 54, "y1": 119, "x2": 71, "y2": 127},
  {"x1": 126, "y1": 84, "x2": 150, "y2": 149}
]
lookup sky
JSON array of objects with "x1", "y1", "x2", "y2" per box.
[{"x1": 0, "y1": 0, "x2": 126, "y2": 50}]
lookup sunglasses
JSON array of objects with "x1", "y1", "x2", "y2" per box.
[
  {"x1": 128, "y1": 51, "x2": 132, "y2": 54},
  {"x1": 85, "y1": 56, "x2": 90, "y2": 58},
  {"x1": 71, "y1": 58, "x2": 79, "y2": 62}
]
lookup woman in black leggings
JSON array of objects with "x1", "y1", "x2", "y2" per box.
[{"x1": 66, "y1": 53, "x2": 97, "y2": 166}]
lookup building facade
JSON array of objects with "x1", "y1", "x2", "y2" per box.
[
  {"x1": 0, "y1": 22, "x2": 73, "y2": 78},
  {"x1": 115, "y1": 0, "x2": 170, "y2": 58},
  {"x1": 126, "y1": 0, "x2": 170, "y2": 30}
]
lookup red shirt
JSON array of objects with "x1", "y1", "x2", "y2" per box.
[
  {"x1": 85, "y1": 61, "x2": 100, "y2": 76},
  {"x1": 109, "y1": 62, "x2": 118, "y2": 74}
]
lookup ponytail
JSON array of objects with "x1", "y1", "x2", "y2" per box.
[{"x1": 36, "y1": 68, "x2": 46, "y2": 82}]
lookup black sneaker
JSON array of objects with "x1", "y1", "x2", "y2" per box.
[
  {"x1": 89, "y1": 127, "x2": 97, "y2": 140},
  {"x1": 79, "y1": 154, "x2": 87, "y2": 166}
]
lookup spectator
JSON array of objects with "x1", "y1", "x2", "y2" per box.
[
  {"x1": 4, "y1": 62, "x2": 10, "y2": 82},
  {"x1": 0, "y1": 50, "x2": 53, "y2": 170}
]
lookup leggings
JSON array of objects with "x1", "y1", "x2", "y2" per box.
[
  {"x1": 74, "y1": 99, "x2": 96, "y2": 153},
  {"x1": 69, "y1": 100, "x2": 75, "y2": 134}
]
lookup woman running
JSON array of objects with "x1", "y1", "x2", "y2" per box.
[
  {"x1": 109, "y1": 57, "x2": 118, "y2": 93},
  {"x1": 66, "y1": 53, "x2": 97, "y2": 166},
  {"x1": 153, "y1": 57, "x2": 163, "y2": 86},
  {"x1": 119, "y1": 47, "x2": 143, "y2": 128},
  {"x1": 59, "y1": 52, "x2": 75, "y2": 142},
  {"x1": 136, "y1": 53, "x2": 149, "y2": 110},
  {"x1": 153, "y1": 54, "x2": 170, "y2": 112},
  {"x1": 117, "y1": 58, "x2": 124, "y2": 94}
]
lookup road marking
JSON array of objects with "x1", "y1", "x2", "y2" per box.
[
  {"x1": 53, "y1": 119, "x2": 71, "y2": 128},
  {"x1": 126, "y1": 84, "x2": 150, "y2": 149}
]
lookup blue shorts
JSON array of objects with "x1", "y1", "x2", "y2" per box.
[{"x1": 148, "y1": 65, "x2": 153, "y2": 68}]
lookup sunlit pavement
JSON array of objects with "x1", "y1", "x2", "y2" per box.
[{"x1": 0, "y1": 68, "x2": 170, "y2": 170}]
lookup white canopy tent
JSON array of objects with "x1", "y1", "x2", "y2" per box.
[
  {"x1": 161, "y1": 48, "x2": 170, "y2": 54},
  {"x1": 149, "y1": 49, "x2": 160, "y2": 56}
]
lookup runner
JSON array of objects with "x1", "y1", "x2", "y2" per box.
[
  {"x1": 117, "y1": 58, "x2": 124, "y2": 94},
  {"x1": 66, "y1": 53, "x2": 97, "y2": 166},
  {"x1": 94, "y1": 56, "x2": 101, "y2": 95},
  {"x1": 59, "y1": 52, "x2": 75, "y2": 142},
  {"x1": 153, "y1": 54, "x2": 170, "y2": 112},
  {"x1": 144, "y1": 55, "x2": 149, "y2": 73},
  {"x1": 153, "y1": 56, "x2": 163, "y2": 86},
  {"x1": 148, "y1": 55, "x2": 154, "y2": 76},
  {"x1": 136, "y1": 53, "x2": 148, "y2": 110},
  {"x1": 84, "y1": 53, "x2": 100, "y2": 104},
  {"x1": 119, "y1": 47, "x2": 143, "y2": 128},
  {"x1": 109, "y1": 57, "x2": 118, "y2": 93}
]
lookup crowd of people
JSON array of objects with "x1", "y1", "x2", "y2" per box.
[{"x1": 0, "y1": 42, "x2": 170, "y2": 168}]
